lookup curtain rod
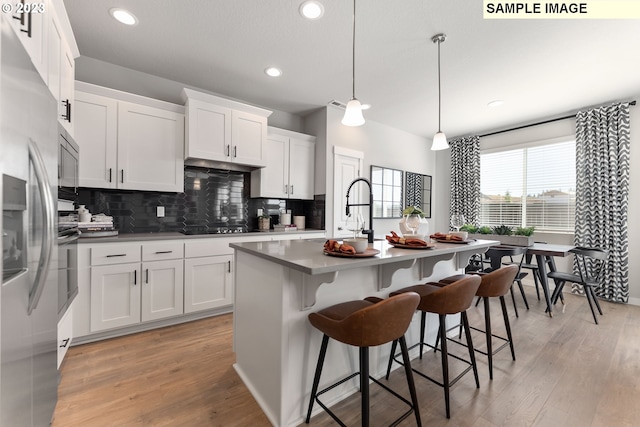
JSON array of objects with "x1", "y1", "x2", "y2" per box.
[{"x1": 479, "y1": 100, "x2": 636, "y2": 138}]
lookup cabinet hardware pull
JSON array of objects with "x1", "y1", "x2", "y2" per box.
[
  {"x1": 106, "y1": 254, "x2": 127, "y2": 257},
  {"x1": 61, "y1": 100, "x2": 71, "y2": 122},
  {"x1": 121, "y1": 169, "x2": 124, "y2": 183},
  {"x1": 228, "y1": 260, "x2": 231, "y2": 273},
  {"x1": 134, "y1": 270, "x2": 137, "y2": 285},
  {"x1": 226, "y1": 144, "x2": 230, "y2": 156},
  {"x1": 109, "y1": 168, "x2": 112, "y2": 182},
  {"x1": 20, "y1": 9, "x2": 32, "y2": 37},
  {"x1": 233, "y1": 146, "x2": 237, "y2": 157},
  {"x1": 154, "y1": 250, "x2": 172, "y2": 254},
  {"x1": 290, "y1": 185, "x2": 294, "y2": 194},
  {"x1": 146, "y1": 269, "x2": 149, "y2": 284},
  {"x1": 12, "y1": 11, "x2": 24, "y2": 26},
  {"x1": 59, "y1": 338, "x2": 70, "y2": 348},
  {"x1": 284, "y1": 185, "x2": 288, "y2": 194}
]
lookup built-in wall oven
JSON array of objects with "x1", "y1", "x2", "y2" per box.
[{"x1": 57, "y1": 124, "x2": 79, "y2": 319}]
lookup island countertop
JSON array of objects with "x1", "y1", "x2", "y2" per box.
[{"x1": 229, "y1": 238, "x2": 500, "y2": 276}]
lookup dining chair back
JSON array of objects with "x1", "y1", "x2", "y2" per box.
[{"x1": 547, "y1": 246, "x2": 609, "y2": 324}]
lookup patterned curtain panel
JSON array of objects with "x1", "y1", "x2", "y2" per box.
[
  {"x1": 449, "y1": 135, "x2": 480, "y2": 228},
  {"x1": 575, "y1": 102, "x2": 631, "y2": 303}
]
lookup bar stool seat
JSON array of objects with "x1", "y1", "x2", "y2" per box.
[
  {"x1": 385, "y1": 275, "x2": 482, "y2": 419},
  {"x1": 306, "y1": 293, "x2": 422, "y2": 427}
]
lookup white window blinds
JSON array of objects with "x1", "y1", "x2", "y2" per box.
[{"x1": 480, "y1": 140, "x2": 576, "y2": 232}]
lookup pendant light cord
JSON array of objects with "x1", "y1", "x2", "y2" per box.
[
  {"x1": 437, "y1": 37, "x2": 442, "y2": 132},
  {"x1": 351, "y1": 0, "x2": 356, "y2": 99}
]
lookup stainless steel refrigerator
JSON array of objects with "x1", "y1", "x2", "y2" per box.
[{"x1": 1, "y1": 18, "x2": 59, "y2": 427}]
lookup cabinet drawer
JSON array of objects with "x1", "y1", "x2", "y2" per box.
[
  {"x1": 184, "y1": 239, "x2": 233, "y2": 258},
  {"x1": 142, "y1": 241, "x2": 184, "y2": 261},
  {"x1": 90, "y1": 244, "x2": 141, "y2": 266}
]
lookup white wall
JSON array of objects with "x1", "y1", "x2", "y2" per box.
[{"x1": 307, "y1": 105, "x2": 435, "y2": 238}]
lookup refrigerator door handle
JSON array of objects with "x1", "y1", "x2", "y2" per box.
[{"x1": 27, "y1": 138, "x2": 55, "y2": 315}]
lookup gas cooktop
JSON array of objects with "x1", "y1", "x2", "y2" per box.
[{"x1": 181, "y1": 227, "x2": 247, "y2": 235}]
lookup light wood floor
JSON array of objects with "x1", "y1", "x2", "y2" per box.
[{"x1": 53, "y1": 287, "x2": 640, "y2": 426}]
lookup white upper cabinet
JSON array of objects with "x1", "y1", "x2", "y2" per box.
[
  {"x1": 7, "y1": 0, "x2": 78, "y2": 132},
  {"x1": 117, "y1": 101, "x2": 184, "y2": 192},
  {"x1": 47, "y1": 3, "x2": 75, "y2": 133},
  {"x1": 7, "y1": 0, "x2": 48, "y2": 82},
  {"x1": 75, "y1": 83, "x2": 185, "y2": 193},
  {"x1": 251, "y1": 127, "x2": 315, "y2": 200},
  {"x1": 182, "y1": 88, "x2": 271, "y2": 168},
  {"x1": 75, "y1": 90, "x2": 118, "y2": 189}
]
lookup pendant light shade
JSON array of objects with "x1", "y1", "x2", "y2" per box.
[
  {"x1": 342, "y1": 0, "x2": 365, "y2": 126},
  {"x1": 342, "y1": 98, "x2": 365, "y2": 126},
  {"x1": 431, "y1": 33, "x2": 449, "y2": 150}
]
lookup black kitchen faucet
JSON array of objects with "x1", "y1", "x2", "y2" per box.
[{"x1": 345, "y1": 177, "x2": 374, "y2": 243}]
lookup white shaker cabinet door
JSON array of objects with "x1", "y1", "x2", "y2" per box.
[
  {"x1": 289, "y1": 138, "x2": 315, "y2": 200},
  {"x1": 184, "y1": 98, "x2": 231, "y2": 161},
  {"x1": 184, "y1": 255, "x2": 233, "y2": 313},
  {"x1": 259, "y1": 133, "x2": 289, "y2": 198},
  {"x1": 90, "y1": 263, "x2": 141, "y2": 332},
  {"x1": 75, "y1": 91, "x2": 118, "y2": 188},
  {"x1": 231, "y1": 110, "x2": 266, "y2": 167},
  {"x1": 141, "y1": 259, "x2": 184, "y2": 322},
  {"x1": 117, "y1": 101, "x2": 185, "y2": 192}
]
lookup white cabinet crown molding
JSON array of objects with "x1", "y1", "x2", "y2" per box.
[
  {"x1": 267, "y1": 126, "x2": 316, "y2": 142},
  {"x1": 181, "y1": 88, "x2": 271, "y2": 118},
  {"x1": 76, "y1": 81, "x2": 185, "y2": 114}
]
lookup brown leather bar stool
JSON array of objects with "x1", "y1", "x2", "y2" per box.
[
  {"x1": 305, "y1": 292, "x2": 421, "y2": 427},
  {"x1": 437, "y1": 265, "x2": 520, "y2": 379},
  {"x1": 385, "y1": 275, "x2": 482, "y2": 419}
]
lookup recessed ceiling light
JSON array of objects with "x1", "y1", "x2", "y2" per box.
[
  {"x1": 299, "y1": 1, "x2": 324, "y2": 20},
  {"x1": 110, "y1": 8, "x2": 138, "y2": 26},
  {"x1": 264, "y1": 67, "x2": 282, "y2": 77},
  {"x1": 488, "y1": 100, "x2": 504, "y2": 107}
]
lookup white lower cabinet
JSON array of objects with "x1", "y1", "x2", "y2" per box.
[
  {"x1": 57, "y1": 304, "x2": 73, "y2": 369},
  {"x1": 184, "y1": 255, "x2": 233, "y2": 313},
  {"x1": 90, "y1": 262, "x2": 141, "y2": 332},
  {"x1": 74, "y1": 233, "x2": 326, "y2": 342},
  {"x1": 88, "y1": 241, "x2": 184, "y2": 333}
]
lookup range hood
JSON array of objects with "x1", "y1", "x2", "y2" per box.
[{"x1": 184, "y1": 157, "x2": 257, "y2": 173}]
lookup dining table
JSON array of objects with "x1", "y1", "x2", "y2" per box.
[{"x1": 525, "y1": 243, "x2": 576, "y2": 317}]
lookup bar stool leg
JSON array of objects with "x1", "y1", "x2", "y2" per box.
[
  {"x1": 399, "y1": 336, "x2": 422, "y2": 427},
  {"x1": 483, "y1": 296, "x2": 494, "y2": 380},
  {"x1": 385, "y1": 339, "x2": 398, "y2": 380},
  {"x1": 461, "y1": 311, "x2": 479, "y2": 388},
  {"x1": 306, "y1": 334, "x2": 329, "y2": 423},
  {"x1": 419, "y1": 311, "x2": 426, "y2": 359},
  {"x1": 438, "y1": 314, "x2": 451, "y2": 419},
  {"x1": 360, "y1": 347, "x2": 369, "y2": 427},
  {"x1": 500, "y1": 295, "x2": 516, "y2": 361}
]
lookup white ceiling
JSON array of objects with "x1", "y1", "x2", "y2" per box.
[{"x1": 63, "y1": 0, "x2": 640, "y2": 138}]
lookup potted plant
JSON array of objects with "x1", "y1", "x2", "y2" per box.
[
  {"x1": 466, "y1": 224, "x2": 534, "y2": 246},
  {"x1": 399, "y1": 206, "x2": 429, "y2": 236},
  {"x1": 258, "y1": 214, "x2": 271, "y2": 231}
]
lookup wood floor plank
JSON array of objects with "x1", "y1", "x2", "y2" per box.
[{"x1": 53, "y1": 288, "x2": 640, "y2": 426}]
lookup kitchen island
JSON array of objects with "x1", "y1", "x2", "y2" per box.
[{"x1": 230, "y1": 237, "x2": 498, "y2": 427}]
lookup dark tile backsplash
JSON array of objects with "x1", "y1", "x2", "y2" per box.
[{"x1": 77, "y1": 166, "x2": 325, "y2": 234}]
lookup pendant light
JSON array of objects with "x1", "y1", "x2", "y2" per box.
[
  {"x1": 342, "y1": 0, "x2": 365, "y2": 126},
  {"x1": 431, "y1": 33, "x2": 449, "y2": 150}
]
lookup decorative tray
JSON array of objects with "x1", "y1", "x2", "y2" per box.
[
  {"x1": 433, "y1": 238, "x2": 474, "y2": 244},
  {"x1": 388, "y1": 242, "x2": 435, "y2": 250},
  {"x1": 323, "y1": 248, "x2": 380, "y2": 258}
]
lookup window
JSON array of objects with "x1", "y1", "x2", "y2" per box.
[
  {"x1": 479, "y1": 139, "x2": 576, "y2": 232},
  {"x1": 371, "y1": 165, "x2": 403, "y2": 218}
]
